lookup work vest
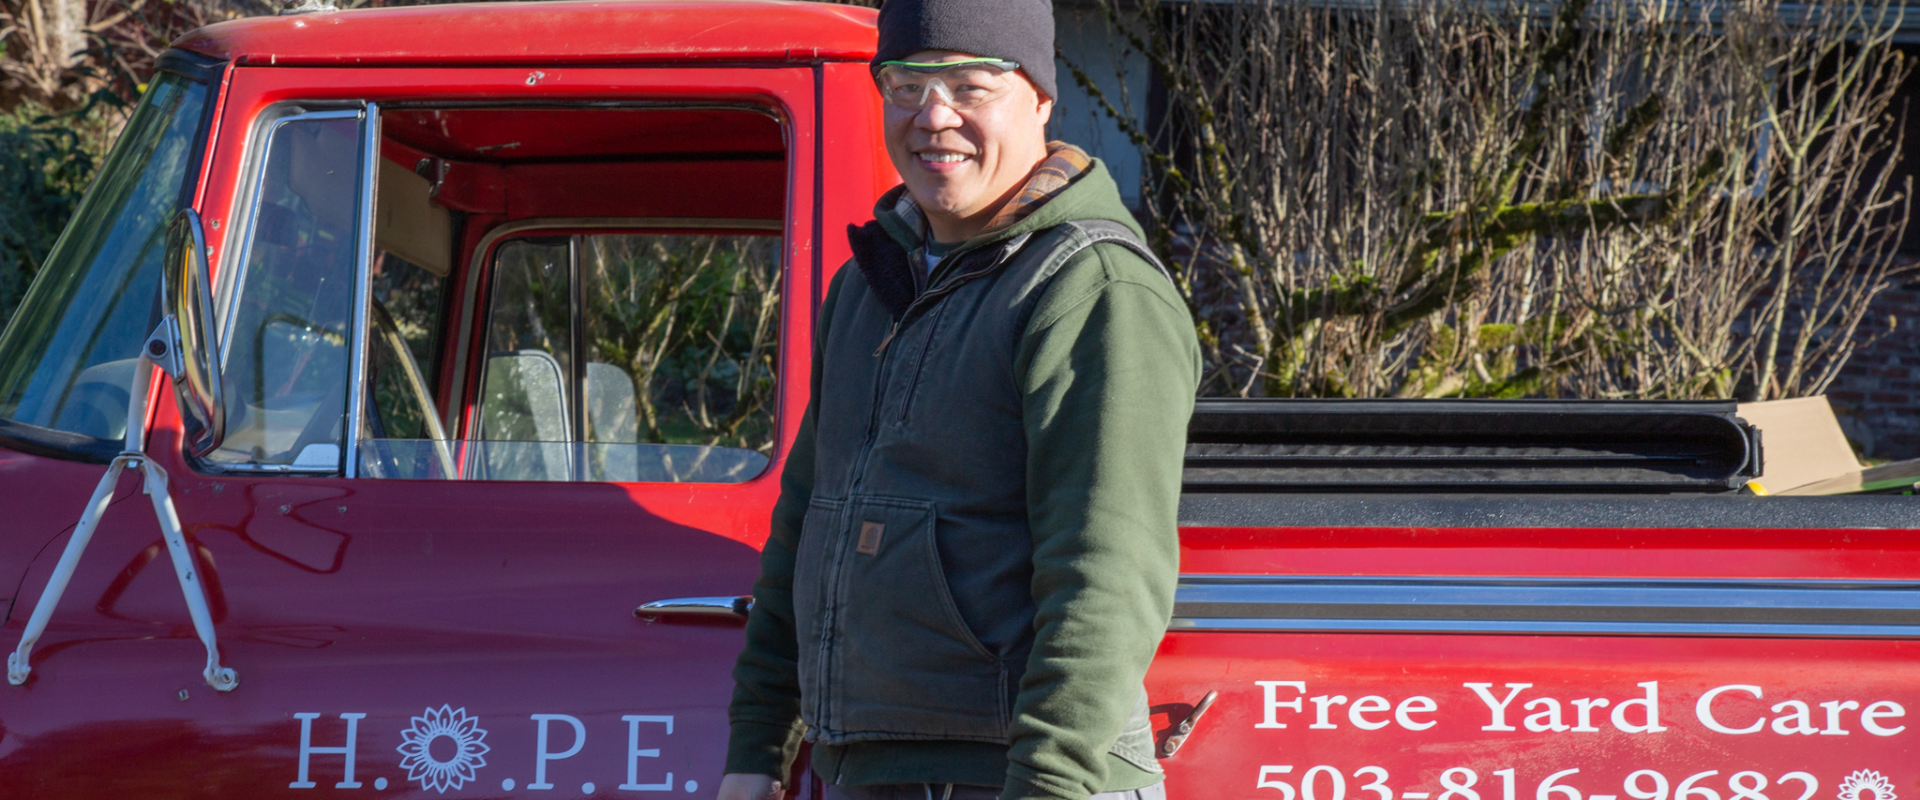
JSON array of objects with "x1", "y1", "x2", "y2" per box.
[{"x1": 793, "y1": 219, "x2": 1170, "y2": 773}]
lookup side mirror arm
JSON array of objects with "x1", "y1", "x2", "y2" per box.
[
  {"x1": 140, "y1": 317, "x2": 185, "y2": 446},
  {"x1": 6, "y1": 210, "x2": 239, "y2": 693}
]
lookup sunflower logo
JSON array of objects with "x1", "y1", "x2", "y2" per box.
[
  {"x1": 1837, "y1": 770, "x2": 1896, "y2": 800},
  {"x1": 396, "y1": 705, "x2": 490, "y2": 793}
]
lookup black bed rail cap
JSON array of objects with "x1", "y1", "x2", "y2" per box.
[{"x1": 1185, "y1": 398, "x2": 1760, "y2": 494}]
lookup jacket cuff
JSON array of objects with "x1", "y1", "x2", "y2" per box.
[
  {"x1": 724, "y1": 719, "x2": 802, "y2": 778},
  {"x1": 1000, "y1": 766, "x2": 1090, "y2": 800}
]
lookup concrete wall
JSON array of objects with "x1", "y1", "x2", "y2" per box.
[{"x1": 1048, "y1": 4, "x2": 1149, "y2": 210}]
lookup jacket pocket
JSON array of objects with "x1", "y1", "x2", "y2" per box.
[
  {"x1": 1109, "y1": 685, "x2": 1163, "y2": 774},
  {"x1": 824, "y1": 495, "x2": 1008, "y2": 743},
  {"x1": 791, "y1": 497, "x2": 844, "y2": 733}
]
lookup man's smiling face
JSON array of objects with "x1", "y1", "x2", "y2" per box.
[{"x1": 882, "y1": 50, "x2": 1054, "y2": 242}]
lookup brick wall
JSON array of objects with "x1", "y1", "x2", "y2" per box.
[
  {"x1": 1830, "y1": 41, "x2": 1920, "y2": 462},
  {"x1": 1828, "y1": 277, "x2": 1920, "y2": 462}
]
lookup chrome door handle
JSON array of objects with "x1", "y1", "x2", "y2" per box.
[{"x1": 635, "y1": 595, "x2": 752, "y2": 622}]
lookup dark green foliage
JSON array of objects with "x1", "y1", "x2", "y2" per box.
[{"x1": 0, "y1": 95, "x2": 119, "y2": 328}]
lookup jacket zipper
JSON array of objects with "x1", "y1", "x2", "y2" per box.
[
  {"x1": 895, "y1": 302, "x2": 948, "y2": 423},
  {"x1": 822, "y1": 243, "x2": 1016, "y2": 735},
  {"x1": 872, "y1": 254, "x2": 1005, "y2": 357}
]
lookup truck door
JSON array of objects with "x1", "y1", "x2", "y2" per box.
[{"x1": 0, "y1": 64, "x2": 825, "y2": 798}]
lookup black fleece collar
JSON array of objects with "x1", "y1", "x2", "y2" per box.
[{"x1": 848, "y1": 220, "x2": 917, "y2": 322}]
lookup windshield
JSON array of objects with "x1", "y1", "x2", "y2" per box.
[{"x1": 0, "y1": 72, "x2": 212, "y2": 444}]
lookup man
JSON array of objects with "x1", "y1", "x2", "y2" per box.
[{"x1": 718, "y1": 0, "x2": 1199, "y2": 798}]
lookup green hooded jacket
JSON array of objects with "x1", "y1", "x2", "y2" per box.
[{"x1": 725, "y1": 157, "x2": 1200, "y2": 800}]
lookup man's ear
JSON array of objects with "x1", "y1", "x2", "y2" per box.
[{"x1": 1036, "y1": 95, "x2": 1054, "y2": 124}]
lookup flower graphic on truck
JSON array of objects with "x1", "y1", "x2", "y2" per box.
[
  {"x1": 396, "y1": 705, "x2": 491, "y2": 793},
  {"x1": 1837, "y1": 771, "x2": 1895, "y2": 800}
]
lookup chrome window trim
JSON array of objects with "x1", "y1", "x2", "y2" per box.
[
  {"x1": 214, "y1": 106, "x2": 366, "y2": 364},
  {"x1": 343, "y1": 103, "x2": 381, "y2": 478},
  {"x1": 447, "y1": 217, "x2": 783, "y2": 438},
  {"x1": 1170, "y1": 574, "x2": 1920, "y2": 637},
  {"x1": 567, "y1": 234, "x2": 585, "y2": 474}
]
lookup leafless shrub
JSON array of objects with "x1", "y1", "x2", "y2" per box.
[
  {"x1": 1071, "y1": 0, "x2": 1912, "y2": 399},
  {"x1": 583, "y1": 234, "x2": 783, "y2": 453},
  {"x1": 0, "y1": 0, "x2": 273, "y2": 112}
]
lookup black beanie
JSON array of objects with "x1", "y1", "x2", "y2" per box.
[{"x1": 873, "y1": 0, "x2": 1057, "y2": 101}]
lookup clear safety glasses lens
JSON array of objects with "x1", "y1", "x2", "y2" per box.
[{"x1": 875, "y1": 61, "x2": 1021, "y2": 112}]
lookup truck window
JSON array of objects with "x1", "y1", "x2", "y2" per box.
[
  {"x1": 473, "y1": 237, "x2": 573, "y2": 480},
  {"x1": 458, "y1": 231, "x2": 782, "y2": 483},
  {"x1": 580, "y1": 232, "x2": 780, "y2": 480},
  {"x1": 207, "y1": 109, "x2": 367, "y2": 471},
  {"x1": 351, "y1": 103, "x2": 787, "y2": 482},
  {"x1": 0, "y1": 72, "x2": 211, "y2": 447},
  {"x1": 365, "y1": 250, "x2": 450, "y2": 444}
]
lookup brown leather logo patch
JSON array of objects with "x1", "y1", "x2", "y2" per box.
[{"x1": 856, "y1": 521, "x2": 885, "y2": 555}]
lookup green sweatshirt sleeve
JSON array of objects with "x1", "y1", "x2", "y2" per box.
[
  {"x1": 1005, "y1": 244, "x2": 1201, "y2": 800},
  {"x1": 724, "y1": 269, "x2": 847, "y2": 777}
]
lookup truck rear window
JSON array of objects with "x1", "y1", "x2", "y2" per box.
[{"x1": 443, "y1": 230, "x2": 781, "y2": 483}]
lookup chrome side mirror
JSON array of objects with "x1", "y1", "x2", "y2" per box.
[{"x1": 149, "y1": 208, "x2": 225, "y2": 457}]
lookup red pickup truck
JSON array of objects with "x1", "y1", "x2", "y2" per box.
[{"x1": 0, "y1": 2, "x2": 1915, "y2": 798}]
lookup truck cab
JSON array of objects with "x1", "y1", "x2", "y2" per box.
[
  {"x1": 0, "y1": 1, "x2": 1916, "y2": 798},
  {"x1": 0, "y1": 2, "x2": 884, "y2": 794}
]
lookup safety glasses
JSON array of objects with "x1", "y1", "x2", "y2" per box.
[{"x1": 873, "y1": 58, "x2": 1023, "y2": 112}]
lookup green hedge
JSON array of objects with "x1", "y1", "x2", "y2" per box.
[{"x1": 0, "y1": 98, "x2": 117, "y2": 329}]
